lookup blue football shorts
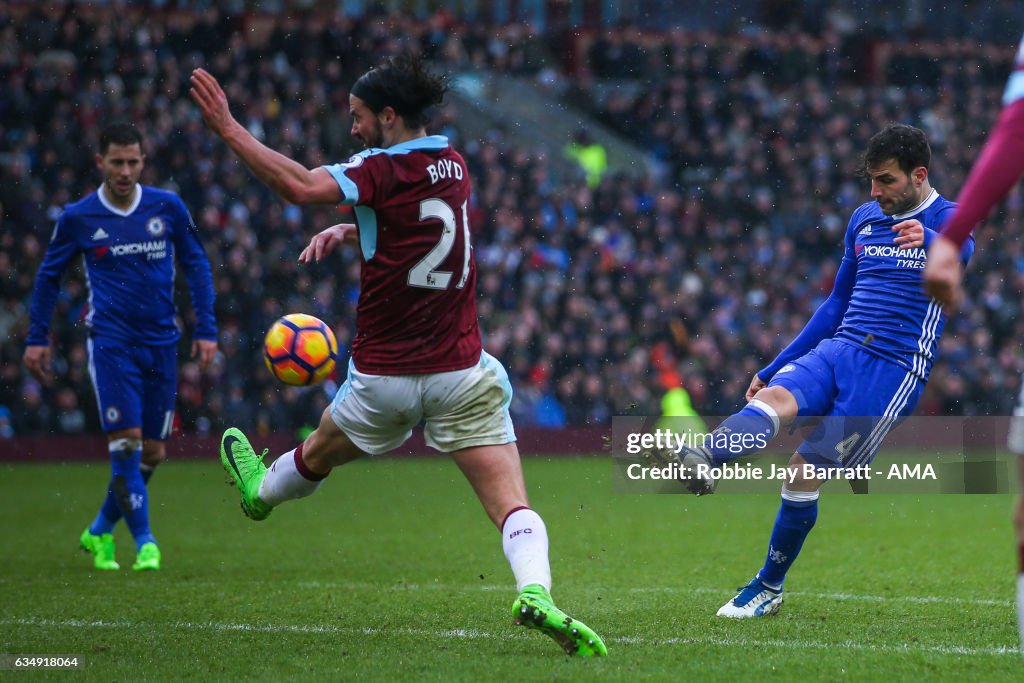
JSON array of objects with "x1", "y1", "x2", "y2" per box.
[
  {"x1": 767, "y1": 338, "x2": 926, "y2": 468},
  {"x1": 87, "y1": 337, "x2": 178, "y2": 440}
]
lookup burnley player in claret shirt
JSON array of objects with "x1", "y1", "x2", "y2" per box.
[
  {"x1": 191, "y1": 55, "x2": 607, "y2": 657},
  {"x1": 924, "y1": 32, "x2": 1024, "y2": 656}
]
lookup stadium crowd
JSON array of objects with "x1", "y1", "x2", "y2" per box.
[{"x1": 2, "y1": 4, "x2": 1023, "y2": 439}]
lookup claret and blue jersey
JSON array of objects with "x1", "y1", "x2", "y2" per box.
[{"x1": 320, "y1": 135, "x2": 482, "y2": 376}]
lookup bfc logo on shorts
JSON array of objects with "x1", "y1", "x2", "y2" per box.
[
  {"x1": 508, "y1": 528, "x2": 533, "y2": 540},
  {"x1": 105, "y1": 406, "x2": 121, "y2": 423}
]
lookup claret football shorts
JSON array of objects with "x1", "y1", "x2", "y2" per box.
[{"x1": 329, "y1": 350, "x2": 516, "y2": 454}]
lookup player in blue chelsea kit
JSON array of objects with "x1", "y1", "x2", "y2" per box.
[
  {"x1": 659, "y1": 124, "x2": 975, "y2": 617},
  {"x1": 24, "y1": 123, "x2": 218, "y2": 571}
]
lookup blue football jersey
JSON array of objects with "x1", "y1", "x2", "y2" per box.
[
  {"x1": 834, "y1": 190, "x2": 972, "y2": 380},
  {"x1": 28, "y1": 184, "x2": 216, "y2": 346}
]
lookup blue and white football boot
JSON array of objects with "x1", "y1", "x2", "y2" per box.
[{"x1": 717, "y1": 576, "x2": 784, "y2": 618}]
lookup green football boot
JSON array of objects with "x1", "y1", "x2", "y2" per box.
[
  {"x1": 512, "y1": 584, "x2": 608, "y2": 657},
  {"x1": 220, "y1": 428, "x2": 273, "y2": 521},
  {"x1": 79, "y1": 528, "x2": 119, "y2": 570},
  {"x1": 133, "y1": 542, "x2": 161, "y2": 571}
]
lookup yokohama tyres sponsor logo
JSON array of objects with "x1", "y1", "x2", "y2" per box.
[
  {"x1": 860, "y1": 244, "x2": 928, "y2": 269},
  {"x1": 861, "y1": 245, "x2": 927, "y2": 259},
  {"x1": 110, "y1": 239, "x2": 167, "y2": 256}
]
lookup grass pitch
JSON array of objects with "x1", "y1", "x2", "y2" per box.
[{"x1": 0, "y1": 456, "x2": 1020, "y2": 681}]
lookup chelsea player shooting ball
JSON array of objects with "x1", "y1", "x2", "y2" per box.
[{"x1": 263, "y1": 314, "x2": 338, "y2": 386}]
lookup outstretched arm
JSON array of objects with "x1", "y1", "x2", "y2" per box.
[
  {"x1": 190, "y1": 68, "x2": 340, "y2": 205},
  {"x1": 940, "y1": 99, "x2": 1024, "y2": 247},
  {"x1": 924, "y1": 99, "x2": 1024, "y2": 308}
]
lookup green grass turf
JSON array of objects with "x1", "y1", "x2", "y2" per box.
[{"x1": 0, "y1": 456, "x2": 1020, "y2": 681}]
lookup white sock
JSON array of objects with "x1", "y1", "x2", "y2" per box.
[
  {"x1": 502, "y1": 508, "x2": 552, "y2": 592},
  {"x1": 258, "y1": 447, "x2": 325, "y2": 506},
  {"x1": 1018, "y1": 572, "x2": 1024, "y2": 656}
]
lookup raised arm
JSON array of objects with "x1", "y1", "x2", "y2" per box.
[{"x1": 190, "y1": 68, "x2": 340, "y2": 205}]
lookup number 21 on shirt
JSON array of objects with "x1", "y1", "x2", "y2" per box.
[{"x1": 409, "y1": 197, "x2": 471, "y2": 291}]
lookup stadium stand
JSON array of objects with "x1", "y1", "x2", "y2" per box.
[{"x1": 3, "y1": 2, "x2": 1024, "y2": 443}]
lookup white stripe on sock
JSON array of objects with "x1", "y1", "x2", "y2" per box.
[
  {"x1": 748, "y1": 399, "x2": 780, "y2": 435},
  {"x1": 781, "y1": 486, "x2": 820, "y2": 503}
]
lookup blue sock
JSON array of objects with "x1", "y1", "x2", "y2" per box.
[
  {"x1": 757, "y1": 490, "x2": 819, "y2": 588},
  {"x1": 88, "y1": 502, "x2": 118, "y2": 536},
  {"x1": 90, "y1": 463, "x2": 156, "y2": 535},
  {"x1": 705, "y1": 400, "x2": 779, "y2": 465},
  {"x1": 107, "y1": 439, "x2": 156, "y2": 549}
]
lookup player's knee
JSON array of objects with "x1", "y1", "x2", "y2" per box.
[
  {"x1": 109, "y1": 436, "x2": 143, "y2": 459},
  {"x1": 784, "y1": 454, "x2": 824, "y2": 492},
  {"x1": 141, "y1": 442, "x2": 166, "y2": 468},
  {"x1": 751, "y1": 386, "x2": 798, "y2": 421}
]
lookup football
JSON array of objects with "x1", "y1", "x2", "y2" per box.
[{"x1": 263, "y1": 313, "x2": 338, "y2": 386}]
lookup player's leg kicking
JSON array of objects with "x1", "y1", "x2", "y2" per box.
[
  {"x1": 220, "y1": 353, "x2": 606, "y2": 656},
  {"x1": 716, "y1": 346, "x2": 925, "y2": 618},
  {"x1": 655, "y1": 340, "x2": 927, "y2": 618},
  {"x1": 715, "y1": 452, "x2": 821, "y2": 618}
]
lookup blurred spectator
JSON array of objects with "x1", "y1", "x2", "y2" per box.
[
  {"x1": 0, "y1": 406, "x2": 14, "y2": 438},
  {"x1": 564, "y1": 129, "x2": 608, "y2": 188}
]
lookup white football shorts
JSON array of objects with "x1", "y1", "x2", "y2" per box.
[{"x1": 329, "y1": 350, "x2": 516, "y2": 455}]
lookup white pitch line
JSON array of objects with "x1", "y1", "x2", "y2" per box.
[
  {"x1": 629, "y1": 586, "x2": 1009, "y2": 607},
  {"x1": 261, "y1": 580, "x2": 1016, "y2": 607},
  {"x1": 2, "y1": 617, "x2": 1018, "y2": 658},
  {"x1": 2, "y1": 576, "x2": 1007, "y2": 607},
  {"x1": 0, "y1": 576, "x2": 1009, "y2": 607}
]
